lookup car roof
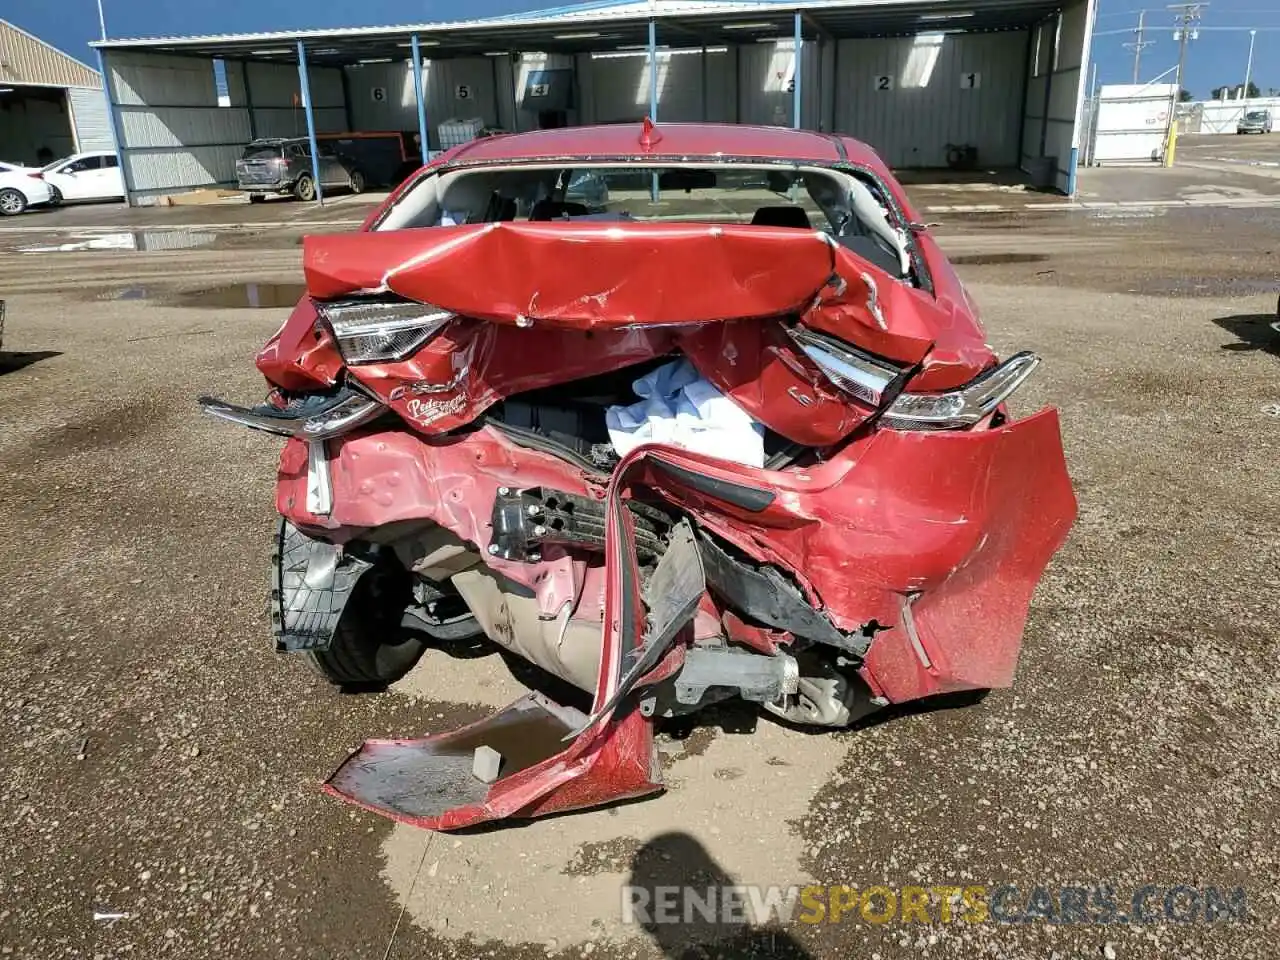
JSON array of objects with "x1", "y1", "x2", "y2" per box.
[{"x1": 446, "y1": 122, "x2": 884, "y2": 171}]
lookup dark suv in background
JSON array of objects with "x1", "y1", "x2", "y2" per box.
[{"x1": 235, "y1": 137, "x2": 365, "y2": 202}]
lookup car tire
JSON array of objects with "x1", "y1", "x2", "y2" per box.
[
  {"x1": 348, "y1": 170, "x2": 365, "y2": 194},
  {"x1": 0, "y1": 189, "x2": 27, "y2": 216},
  {"x1": 303, "y1": 562, "x2": 427, "y2": 688},
  {"x1": 293, "y1": 174, "x2": 316, "y2": 202},
  {"x1": 47, "y1": 186, "x2": 63, "y2": 207},
  {"x1": 248, "y1": 193, "x2": 265, "y2": 204}
]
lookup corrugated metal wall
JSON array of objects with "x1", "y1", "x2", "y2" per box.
[
  {"x1": 511, "y1": 52, "x2": 575, "y2": 131},
  {"x1": 344, "y1": 57, "x2": 503, "y2": 148},
  {"x1": 67, "y1": 86, "x2": 116, "y2": 151},
  {"x1": 105, "y1": 50, "x2": 257, "y2": 202},
  {"x1": 578, "y1": 49, "x2": 734, "y2": 124},
  {"x1": 0, "y1": 20, "x2": 101, "y2": 88},
  {"x1": 574, "y1": 40, "x2": 822, "y2": 129},
  {"x1": 245, "y1": 60, "x2": 345, "y2": 139},
  {"x1": 737, "y1": 40, "x2": 819, "y2": 128},
  {"x1": 833, "y1": 31, "x2": 1027, "y2": 168},
  {"x1": 1020, "y1": 0, "x2": 1090, "y2": 192}
]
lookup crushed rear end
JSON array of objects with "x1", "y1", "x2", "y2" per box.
[{"x1": 202, "y1": 169, "x2": 1076, "y2": 831}]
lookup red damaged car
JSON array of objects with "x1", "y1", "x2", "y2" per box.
[{"x1": 200, "y1": 121, "x2": 1076, "y2": 831}]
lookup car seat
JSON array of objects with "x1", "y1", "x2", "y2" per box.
[
  {"x1": 529, "y1": 199, "x2": 591, "y2": 221},
  {"x1": 750, "y1": 206, "x2": 812, "y2": 229}
]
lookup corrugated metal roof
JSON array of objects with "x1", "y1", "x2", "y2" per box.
[
  {"x1": 90, "y1": 0, "x2": 1065, "y2": 59},
  {"x1": 0, "y1": 19, "x2": 101, "y2": 88}
]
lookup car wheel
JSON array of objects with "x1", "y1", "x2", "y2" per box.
[
  {"x1": 303, "y1": 563, "x2": 427, "y2": 688},
  {"x1": 0, "y1": 189, "x2": 27, "y2": 216},
  {"x1": 348, "y1": 170, "x2": 365, "y2": 194},
  {"x1": 248, "y1": 193, "x2": 265, "y2": 204},
  {"x1": 47, "y1": 186, "x2": 63, "y2": 207},
  {"x1": 293, "y1": 174, "x2": 316, "y2": 202}
]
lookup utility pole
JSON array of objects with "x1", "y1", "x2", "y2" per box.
[
  {"x1": 1123, "y1": 10, "x2": 1155, "y2": 84},
  {"x1": 1243, "y1": 29, "x2": 1256, "y2": 101},
  {"x1": 96, "y1": 0, "x2": 107, "y2": 41},
  {"x1": 1168, "y1": 2, "x2": 1206, "y2": 101}
]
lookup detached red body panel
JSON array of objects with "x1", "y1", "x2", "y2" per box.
[{"x1": 222, "y1": 122, "x2": 1078, "y2": 831}]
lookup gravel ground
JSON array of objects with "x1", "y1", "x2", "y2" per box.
[{"x1": 0, "y1": 206, "x2": 1276, "y2": 959}]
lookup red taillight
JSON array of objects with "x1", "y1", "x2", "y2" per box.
[{"x1": 28, "y1": 172, "x2": 43, "y2": 180}]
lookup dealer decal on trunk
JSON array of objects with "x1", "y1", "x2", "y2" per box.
[{"x1": 405, "y1": 395, "x2": 468, "y2": 426}]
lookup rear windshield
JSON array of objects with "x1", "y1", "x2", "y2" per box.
[
  {"x1": 1245, "y1": 111, "x2": 1268, "y2": 120},
  {"x1": 377, "y1": 162, "x2": 916, "y2": 283},
  {"x1": 241, "y1": 143, "x2": 284, "y2": 159}
]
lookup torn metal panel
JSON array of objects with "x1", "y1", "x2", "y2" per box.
[{"x1": 304, "y1": 223, "x2": 838, "y2": 327}]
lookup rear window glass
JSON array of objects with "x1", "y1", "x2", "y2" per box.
[
  {"x1": 1245, "y1": 111, "x2": 1268, "y2": 120},
  {"x1": 242, "y1": 144, "x2": 283, "y2": 159},
  {"x1": 380, "y1": 162, "x2": 917, "y2": 284}
]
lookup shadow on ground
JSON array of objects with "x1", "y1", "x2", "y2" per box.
[
  {"x1": 0, "y1": 350, "x2": 62, "y2": 374},
  {"x1": 1213, "y1": 314, "x2": 1280, "y2": 356},
  {"x1": 628, "y1": 831, "x2": 815, "y2": 959}
]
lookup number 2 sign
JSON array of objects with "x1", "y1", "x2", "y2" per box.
[{"x1": 873, "y1": 75, "x2": 894, "y2": 91}]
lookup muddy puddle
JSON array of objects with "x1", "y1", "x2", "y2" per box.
[
  {"x1": 949, "y1": 252, "x2": 1051, "y2": 265},
  {"x1": 176, "y1": 283, "x2": 307, "y2": 308},
  {"x1": 94, "y1": 282, "x2": 306, "y2": 308},
  {"x1": 16, "y1": 231, "x2": 217, "y2": 254}
]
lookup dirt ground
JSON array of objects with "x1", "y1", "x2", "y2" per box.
[{"x1": 0, "y1": 199, "x2": 1277, "y2": 960}]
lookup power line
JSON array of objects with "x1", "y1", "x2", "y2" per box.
[
  {"x1": 1168, "y1": 2, "x2": 1207, "y2": 95},
  {"x1": 1123, "y1": 10, "x2": 1156, "y2": 83}
]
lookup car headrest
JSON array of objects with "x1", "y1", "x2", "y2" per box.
[
  {"x1": 529, "y1": 199, "x2": 591, "y2": 221},
  {"x1": 750, "y1": 206, "x2": 812, "y2": 229}
]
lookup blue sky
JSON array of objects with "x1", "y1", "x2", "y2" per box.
[{"x1": 8, "y1": 0, "x2": 1280, "y2": 99}]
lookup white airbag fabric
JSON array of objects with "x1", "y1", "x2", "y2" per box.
[{"x1": 605, "y1": 359, "x2": 766, "y2": 468}]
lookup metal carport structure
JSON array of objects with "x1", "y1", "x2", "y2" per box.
[{"x1": 90, "y1": 0, "x2": 1097, "y2": 206}]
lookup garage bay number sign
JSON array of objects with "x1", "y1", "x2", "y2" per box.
[
  {"x1": 872, "y1": 73, "x2": 982, "y2": 89},
  {"x1": 370, "y1": 83, "x2": 474, "y2": 102}
]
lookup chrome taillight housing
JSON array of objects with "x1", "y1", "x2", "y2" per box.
[
  {"x1": 789, "y1": 324, "x2": 1039, "y2": 431},
  {"x1": 314, "y1": 298, "x2": 453, "y2": 364},
  {"x1": 882, "y1": 353, "x2": 1040, "y2": 430},
  {"x1": 786, "y1": 326, "x2": 902, "y2": 407}
]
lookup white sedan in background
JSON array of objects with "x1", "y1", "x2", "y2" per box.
[
  {"x1": 0, "y1": 161, "x2": 54, "y2": 216},
  {"x1": 41, "y1": 151, "x2": 125, "y2": 205}
]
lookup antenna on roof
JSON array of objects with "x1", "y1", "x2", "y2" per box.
[{"x1": 639, "y1": 116, "x2": 662, "y2": 150}]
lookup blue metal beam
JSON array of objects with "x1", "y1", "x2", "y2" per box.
[
  {"x1": 296, "y1": 40, "x2": 324, "y2": 204},
  {"x1": 411, "y1": 34, "x2": 430, "y2": 166},
  {"x1": 793, "y1": 12, "x2": 803, "y2": 130},
  {"x1": 95, "y1": 49, "x2": 132, "y2": 206},
  {"x1": 648, "y1": 19, "x2": 658, "y2": 120},
  {"x1": 648, "y1": 18, "x2": 658, "y2": 203}
]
